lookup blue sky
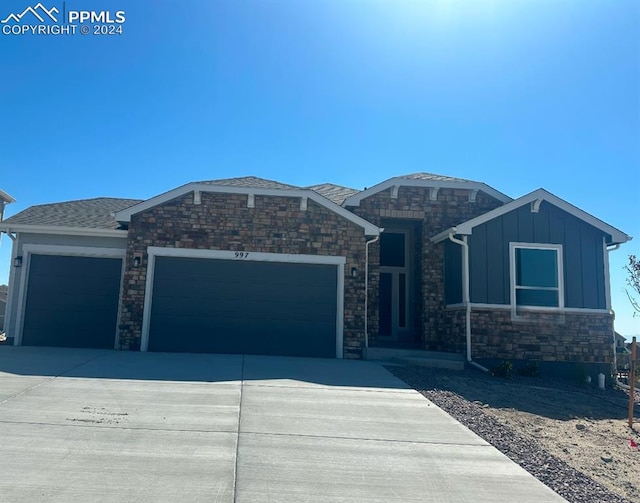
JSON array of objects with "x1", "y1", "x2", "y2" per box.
[{"x1": 0, "y1": 0, "x2": 638, "y2": 336}]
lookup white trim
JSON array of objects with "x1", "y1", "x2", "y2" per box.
[
  {"x1": 114, "y1": 183, "x2": 380, "y2": 236},
  {"x1": 193, "y1": 190, "x2": 201, "y2": 205},
  {"x1": 509, "y1": 242, "x2": 564, "y2": 318},
  {"x1": 0, "y1": 224, "x2": 127, "y2": 238},
  {"x1": 140, "y1": 247, "x2": 346, "y2": 357},
  {"x1": 343, "y1": 176, "x2": 512, "y2": 207},
  {"x1": 300, "y1": 196, "x2": 308, "y2": 211},
  {"x1": 429, "y1": 187, "x2": 439, "y2": 201},
  {"x1": 445, "y1": 302, "x2": 610, "y2": 314},
  {"x1": 468, "y1": 190, "x2": 478, "y2": 203},
  {"x1": 247, "y1": 193, "x2": 255, "y2": 208},
  {"x1": 433, "y1": 188, "x2": 631, "y2": 245},
  {"x1": 13, "y1": 245, "x2": 125, "y2": 347},
  {"x1": 0, "y1": 189, "x2": 16, "y2": 204},
  {"x1": 531, "y1": 199, "x2": 542, "y2": 213},
  {"x1": 390, "y1": 185, "x2": 399, "y2": 199}
]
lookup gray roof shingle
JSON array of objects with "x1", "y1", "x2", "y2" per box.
[
  {"x1": 306, "y1": 183, "x2": 360, "y2": 205},
  {"x1": 196, "y1": 176, "x2": 299, "y2": 190},
  {"x1": 396, "y1": 172, "x2": 474, "y2": 183},
  {"x1": 0, "y1": 173, "x2": 493, "y2": 230},
  {"x1": 2, "y1": 198, "x2": 143, "y2": 229}
]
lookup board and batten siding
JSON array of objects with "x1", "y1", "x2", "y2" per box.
[
  {"x1": 444, "y1": 240, "x2": 463, "y2": 305},
  {"x1": 463, "y1": 201, "x2": 607, "y2": 309}
]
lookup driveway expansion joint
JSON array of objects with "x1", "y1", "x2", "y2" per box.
[
  {"x1": 237, "y1": 429, "x2": 491, "y2": 447},
  {"x1": 232, "y1": 354, "x2": 245, "y2": 503}
]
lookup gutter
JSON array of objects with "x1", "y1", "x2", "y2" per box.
[
  {"x1": 364, "y1": 233, "x2": 381, "y2": 352},
  {"x1": 446, "y1": 232, "x2": 489, "y2": 373},
  {"x1": 0, "y1": 224, "x2": 127, "y2": 239}
]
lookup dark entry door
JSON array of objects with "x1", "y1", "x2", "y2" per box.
[{"x1": 379, "y1": 230, "x2": 412, "y2": 341}]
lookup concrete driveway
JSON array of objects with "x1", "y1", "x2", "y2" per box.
[{"x1": 0, "y1": 347, "x2": 565, "y2": 502}]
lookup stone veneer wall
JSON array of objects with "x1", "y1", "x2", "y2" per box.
[
  {"x1": 349, "y1": 187, "x2": 503, "y2": 349},
  {"x1": 118, "y1": 191, "x2": 368, "y2": 358},
  {"x1": 446, "y1": 307, "x2": 615, "y2": 363}
]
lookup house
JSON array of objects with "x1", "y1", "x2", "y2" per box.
[
  {"x1": 615, "y1": 332, "x2": 629, "y2": 354},
  {"x1": 0, "y1": 174, "x2": 631, "y2": 375}
]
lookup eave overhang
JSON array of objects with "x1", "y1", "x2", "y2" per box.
[{"x1": 0, "y1": 224, "x2": 127, "y2": 238}]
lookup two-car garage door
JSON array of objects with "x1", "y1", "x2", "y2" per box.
[{"x1": 146, "y1": 255, "x2": 340, "y2": 358}]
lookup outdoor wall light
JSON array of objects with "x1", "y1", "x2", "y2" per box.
[
  {"x1": 13, "y1": 256, "x2": 22, "y2": 267},
  {"x1": 132, "y1": 253, "x2": 143, "y2": 268},
  {"x1": 351, "y1": 267, "x2": 358, "y2": 278}
]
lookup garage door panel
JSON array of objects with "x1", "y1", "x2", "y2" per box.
[
  {"x1": 22, "y1": 255, "x2": 122, "y2": 349},
  {"x1": 148, "y1": 256, "x2": 339, "y2": 357},
  {"x1": 149, "y1": 317, "x2": 336, "y2": 357}
]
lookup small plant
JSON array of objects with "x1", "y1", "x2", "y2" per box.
[
  {"x1": 491, "y1": 360, "x2": 513, "y2": 378},
  {"x1": 517, "y1": 361, "x2": 540, "y2": 377}
]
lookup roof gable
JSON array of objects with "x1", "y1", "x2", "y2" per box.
[
  {"x1": 343, "y1": 172, "x2": 511, "y2": 206},
  {"x1": 115, "y1": 182, "x2": 380, "y2": 236},
  {"x1": 432, "y1": 188, "x2": 631, "y2": 245}
]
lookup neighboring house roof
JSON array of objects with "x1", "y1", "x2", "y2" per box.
[
  {"x1": 431, "y1": 188, "x2": 632, "y2": 245},
  {"x1": 0, "y1": 198, "x2": 142, "y2": 236},
  {"x1": 114, "y1": 178, "x2": 381, "y2": 236},
  {"x1": 306, "y1": 183, "x2": 360, "y2": 205},
  {"x1": 343, "y1": 172, "x2": 512, "y2": 206}
]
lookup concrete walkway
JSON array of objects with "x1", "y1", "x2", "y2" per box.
[{"x1": 0, "y1": 347, "x2": 566, "y2": 502}]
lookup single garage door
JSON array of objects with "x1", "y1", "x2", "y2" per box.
[
  {"x1": 22, "y1": 255, "x2": 122, "y2": 348},
  {"x1": 148, "y1": 257, "x2": 338, "y2": 357}
]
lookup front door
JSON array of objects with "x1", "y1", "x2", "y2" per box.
[{"x1": 379, "y1": 229, "x2": 413, "y2": 341}]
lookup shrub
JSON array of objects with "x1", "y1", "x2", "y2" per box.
[
  {"x1": 491, "y1": 360, "x2": 513, "y2": 378},
  {"x1": 517, "y1": 361, "x2": 540, "y2": 377}
]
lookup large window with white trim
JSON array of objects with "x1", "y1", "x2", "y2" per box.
[{"x1": 510, "y1": 243, "x2": 563, "y2": 308}]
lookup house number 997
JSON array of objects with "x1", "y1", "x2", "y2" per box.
[{"x1": 234, "y1": 252, "x2": 250, "y2": 259}]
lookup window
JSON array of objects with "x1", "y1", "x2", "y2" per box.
[{"x1": 510, "y1": 243, "x2": 563, "y2": 309}]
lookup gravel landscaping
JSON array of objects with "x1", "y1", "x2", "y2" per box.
[{"x1": 388, "y1": 365, "x2": 640, "y2": 503}]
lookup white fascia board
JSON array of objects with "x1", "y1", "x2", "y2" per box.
[
  {"x1": 0, "y1": 224, "x2": 128, "y2": 238},
  {"x1": 430, "y1": 227, "x2": 458, "y2": 244},
  {"x1": 453, "y1": 188, "x2": 632, "y2": 245},
  {"x1": 0, "y1": 189, "x2": 16, "y2": 204},
  {"x1": 343, "y1": 177, "x2": 512, "y2": 207},
  {"x1": 115, "y1": 183, "x2": 381, "y2": 236}
]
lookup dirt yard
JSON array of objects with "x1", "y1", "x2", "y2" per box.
[{"x1": 390, "y1": 365, "x2": 640, "y2": 503}]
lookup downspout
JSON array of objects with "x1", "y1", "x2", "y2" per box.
[
  {"x1": 364, "y1": 234, "x2": 381, "y2": 353},
  {"x1": 2, "y1": 231, "x2": 17, "y2": 340},
  {"x1": 447, "y1": 232, "x2": 489, "y2": 373},
  {"x1": 606, "y1": 242, "x2": 622, "y2": 387}
]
